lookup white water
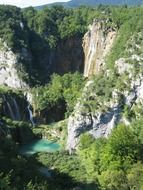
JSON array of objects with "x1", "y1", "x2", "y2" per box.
[
  {"x1": 27, "y1": 104, "x2": 35, "y2": 126},
  {"x1": 0, "y1": 121, "x2": 11, "y2": 137},
  {"x1": 0, "y1": 121, "x2": 6, "y2": 135},
  {"x1": 6, "y1": 101, "x2": 15, "y2": 120},
  {"x1": 3, "y1": 95, "x2": 21, "y2": 121}
]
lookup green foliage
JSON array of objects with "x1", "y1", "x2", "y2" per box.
[
  {"x1": 37, "y1": 151, "x2": 87, "y2": 184},
  {"x1": 107, "y1": 6, "x2": 143, "y2": 68},
  {"x1": 78, "y1": 121, "x2": 143, "y2": 189},
  {"x1": 79, "y1": 134, "x2": 106, "y2": 178},
  {"x1": 32, "y1": 72, "x2": 84, "y2": 119},
  {"x1": 100, "y1": 124, "x2": 140, "y2": 171},
  {"x1": 127, "y1": 162, "x2": 143, "y2": 190},
  {"x1": 0, "y1": 5, "x2": 29, "y2": 51},
  {"x1": 0, "y1": 172, "x2": 14, "y2": 190},
  {"x1": 83, "y1": 72, "x2": 125, "y2": 114},
  {"x1": 23, "y1": 5, "x2": 99, "y2": 49},
  {"x1": 99, "y1": 170, "x2": 129, "y2": 190},
  {"x1": 131, "y1": 118, "x2": 143, "y2": 144},
  {"x1": 25, "y1": 181, "x2": 49, "y2": 190}
]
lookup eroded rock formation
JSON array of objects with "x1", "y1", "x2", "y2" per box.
[
  {"x1": 67, "y1": 22, "x2": 143, "y2": 152},
  {"x1": 0, "y1": 41, "x2": 31, "y2": 89},
  {"x1": 83, "y1": 20, "x2": 116, "y2": 77}
]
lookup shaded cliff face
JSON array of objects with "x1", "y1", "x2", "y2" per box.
[
  {"x1": 83, "y1": 20, "x2": 116, "y2": 77},
  {"x1": 52, "y1": 36, "x2": 84, "y2": 74},
  {"x1": 0, "y1": 36, "x2": 84, "y2": 87}
]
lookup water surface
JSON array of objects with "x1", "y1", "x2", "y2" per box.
[{"x1": 19, "y1": 139, "x2": 60, "y2": 155}]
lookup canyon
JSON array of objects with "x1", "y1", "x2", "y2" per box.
[{"x1": 0, "y1": 16, "x2": 143, "y2": 153}]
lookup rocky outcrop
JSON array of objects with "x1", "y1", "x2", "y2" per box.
[
  {"x1": 67, "y1": 27, "x2": 143, "y2": 152},
  {"x1": 67, "y1": 74, "x2": 143, "y2": 152},
  {"x1": 66, "y1": 80, "x2": 121, "y2": 152},
  {"x1": 83, "y1": 20, "x2": 116, "y2": 77},
  {"x1": 50, "y1": 36, "x2": 84, "y2": 74},
  {"x1": 0, "y1": 41, "x2": 36, "y2": 123},
  {"x1": 0, "y1": 41, "x2": 31, "y2": 89}
]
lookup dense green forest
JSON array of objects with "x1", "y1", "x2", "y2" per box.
[
  {"x1": 36, "y1": 0, "x2": 143, "y2": 9},
  {"x1": 0, "y1": 4, "x2": 143, "y2": 190}
]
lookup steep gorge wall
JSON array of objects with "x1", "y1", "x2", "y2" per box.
[
  {"x1": 32, "y1": 35, "x2": 84, "y2": 84},
  {"x1": 34, "y1": 20, "x2": 116, "y2": 82},
  {"x1": 66, "y1": 22, "x2": 143, "y2": 152},
  {"x1": 52, "y1": 36, "x2": 84, "y2": 74},
  {"x1": 83, "y1": 20, "x2": 116, "y2": 77}
]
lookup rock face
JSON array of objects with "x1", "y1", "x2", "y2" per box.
[
  {"x1": 83, "y1": 20, "x2": 116, "y2": 77},
  {"x1": 66, "y1": 23, "x2": 143, "y2": 152},
  {"x1": 0, "y1": 42, "x2": 30, "y2": 89},
  {"x1": 67, "y1": 73, "x2": 143, "y2": 152},
  {"x1": 66, "y1": 80, "x2": 121, "y2": 152},
  {"x1": 52, "y1": 36, "x2": 84, "y2": 74}
]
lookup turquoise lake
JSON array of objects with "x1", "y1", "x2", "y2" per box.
[{"x1": 19, "y1": 139, "x2": 60, "y2": 155}]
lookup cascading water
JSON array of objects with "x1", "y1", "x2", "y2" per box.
[
  {"x1": 2, "y1": 95, "x2": 21, "y2": 121},
  {"x1": 6, "y1": 101, "x2": 15, "y2": 120},
  {"x1": 1, "y1": 93, "x2": 35, "y2": 124},
  {"x1": 12, "y1": 98, "x2": 21, "y2": 120},
  {"x1": 27, "y1": 104, "x2": 35, "y2": 126},
  {"x1": 0, "y1": 121, "x2": 11, "y2": 137},
  {"x1": 2, "y1": 94, "x2": 25, "y2": 121},
  {"x1": 6, "y1": 127, "x2": 11, "y2": 138},
  {"x1": 2, "y1": 95, "x2": 15, "y2": 120},
  {"x1": 0, "y1": 121, "x2": 6, "y2": 136}
]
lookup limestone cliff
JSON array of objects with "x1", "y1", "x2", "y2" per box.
[
  {"x1": 67, "y1": 26, "x2": 143, "y2": 152},
  {"x1": 34, "y1": 36, "x2": 84, "y2": 83},
  {"x1": 83, "y1": 20, "x2": 116, "y2": 77},
  {"x1": 52, "y1": 36, "x2": 84, "y2": 74},
  {"x1": 0, "y1": 40, "x2": 31, "y2": 89}
]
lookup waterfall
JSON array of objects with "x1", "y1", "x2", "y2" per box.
[
  {"x1": 6, "y1": 127, "x2": 11, "y2": 138},
  {"x1": 12, "y1": 98, "x2": 21, "y2": 120},
  {"x1": 27, "y1": 104, "x2": 35, "y2": 126},
  {"x1": 0, "y1": 127, "x2": 6, "y2": 135},
  {"x1": 0, "y1": 121, "x2": 11, "y2": 137},
  {"x1": 0, "y1": 121, "x2": 6, "y2": 136},
  {"x1": 3, "y1": 95, "x2": 21, "y2": 121},
  {"x1": 3, "y1": 95, "x2": 15, "y2": 120},
  {"x1": 6, "y1": 101, "x2": 15, "y2": 120}
]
